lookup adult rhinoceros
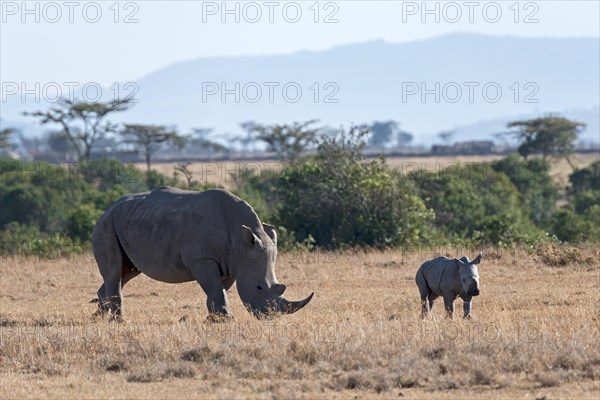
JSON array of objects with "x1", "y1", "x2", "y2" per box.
[{"x1": 92, "y1": 187, "x2": 314, "y2": 320}]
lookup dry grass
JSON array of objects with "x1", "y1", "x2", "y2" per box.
[
  {"x1": 1, "y1": 247, "x2": 599, "y2": 399},
  {"x1": 146, "y1": 153, "x2": 599, "y2": 189}
]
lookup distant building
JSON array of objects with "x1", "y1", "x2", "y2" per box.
[{"x1": 431, "y1": 140, "x2": 496, "y2": 156}]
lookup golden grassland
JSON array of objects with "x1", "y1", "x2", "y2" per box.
[
  {"x1": 1, "y1": 246, "x2": 599, "y2": 399},
  {"x1": 146, "y1": 153, "x2": 599, "y2": 189}
]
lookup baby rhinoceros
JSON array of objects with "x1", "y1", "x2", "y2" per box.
[{"x1": 415, "y1": 253, "x2": 483, "y2": 319}]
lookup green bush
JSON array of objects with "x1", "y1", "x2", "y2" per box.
[
  {"x1": 573, "y1": 190, "x2": 600, "y2": 215},
  {"x1": 409, "y1": 161, "x2": 545, "y2": 246},
  {"x1": 0, "y1": 161, "x2": 97, "y2": 233},
  {"x1": 77, "y1": 158, "x2": 147, "y2": 192},
  {"x1": 231, "y1": 166, "x2": 279, "y2": 224},
  {"x1": 0, "y1": 160, "x2": 141, "y2": 250},
  {"x1": 0, "y1": 222, "x2": 84, "y2": 258},
  {"x1": 549, "y1": 163, "x2": 600, "y2": 243},
  {"x1": 568, "y1": 160, "x2": 600, "y2": 195},
  {"x1": 549, "y1": 207, "x2": 599, "y2": 243},
  {"x1": 492, "y1": 154, "x2": 559, "y2": 226},
  {"x1": 66, "y1": 204, "x2": 103, "y2": 242},
  {"x1": 276, "y1": 127, "x2": 436, "y2": 248}
]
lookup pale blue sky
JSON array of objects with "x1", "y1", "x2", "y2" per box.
[{"x1": 2, "y1": 0, "x2": 599, "y2": 86}]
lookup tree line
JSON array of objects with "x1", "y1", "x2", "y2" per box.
[
  {"x1": 2, "y1": 96, "x2": 588, "y2": 170},
  {"x1": 0, "y1": 126, "x2": 597, "y2": 256},
  {"x1": 0, "y1": 96, "x2": 597, "y2": 255}
]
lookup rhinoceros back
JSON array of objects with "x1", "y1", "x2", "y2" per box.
[
  {"x1": 418, "y1": 256, "x2": 460, "y2": 296},
  {"x1": 101, "y1": 187, "x2": 253, "y2": 282}
]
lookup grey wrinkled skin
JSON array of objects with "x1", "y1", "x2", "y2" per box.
[
  {"x1": 415, "y1": 253, "x2": 482, "y2": 319},
  {"x1": 92, "y1": 187, "x2": 314, "y2": 321}
]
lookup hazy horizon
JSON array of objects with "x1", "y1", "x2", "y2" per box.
[
  {"x1": 2, "y1": 1, "x2": 599, "y2": 86},
  {"x1": 1, "y1": 1, "x2": 599, "y2": 146}
]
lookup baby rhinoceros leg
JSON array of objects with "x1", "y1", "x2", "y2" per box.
[
  {"x1": 416, "y1": 272, "x2": 434, "y2": 319},
  {"x1": 463, "y1": 299, "x2": 473, "y2": 319},
  {"x1": 428, "y1": 294, "x2": 438, "y2": 313},
  {"x1": 423, "y1": 293, "x2": 438, "y2": 318},
  {"x1": 443, "y1": 294, "x2": 455, "y2": 319},
  {"x1": 420, "y1": 299, "x2": 428, "y2": 318}
]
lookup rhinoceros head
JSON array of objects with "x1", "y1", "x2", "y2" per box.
[
  {"x1": 457, "y1": 253, "x2": 482, "y2": 296},
  {"x1": 236, "y1": 224, "x2": 314, "y2": 318}
]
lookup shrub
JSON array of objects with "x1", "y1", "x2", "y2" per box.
[
  {"x1": 573, "y1": 190, "x2": 600, "y2": 215},
  {"x1": 276, "y1": 127, "x2": 435, "y2": 248},
  {"x1": 492, "y1": 154, "x2": 559, "y2": 226},
  {"x1": 549, "y1": 163, "x2": 600, "y2": 243},
  {"x1": 77, "y1": 158, "x2": 147, "y2": 192},
  {"x1": 66, "y1": 205, "x2": 103, "y2": 242},
  {"x1": 0, "y1": 160, "x2": 146, "y2": 252},
  {"x1": 0, "y1": 222, "x2": 83, "y2": 258},
  {"x1": 145, "y1": 169, "x2": 177, "y2": 190},
  {"x1": 409, "y1": 161, "x2": 544, "y2": 246},
  {"x1": 568, "y1": 160, "x2": 600, "y2": 195},
  {"x1": 231, "y1": 166, "x2": 280, "y2": 224},
  {"x1": 549, "y1": 205, "x2": 600, "y2": 243}
]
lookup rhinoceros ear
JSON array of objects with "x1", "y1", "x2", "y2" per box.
[
  {"x1": 242, "y1": 225, "x2": 262, "y2": 247},
  {"x1": 472, "y1": 252, "x2": 483, "y2": 265},
  {"x1": 262, "y1": 223, "x2": 277, "y2": 245}
]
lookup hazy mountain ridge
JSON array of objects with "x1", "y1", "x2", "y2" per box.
[{"x1": 3, "y1": 33, "x2": 599, "y2": 145}]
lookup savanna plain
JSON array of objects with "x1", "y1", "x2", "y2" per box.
[{"x1": 1, "y1": 245, "x2": 599, "y2": 399}]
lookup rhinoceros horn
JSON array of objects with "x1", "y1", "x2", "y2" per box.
[{"x1": 279, "y1": 292, "x2": 315, "y2": 314}]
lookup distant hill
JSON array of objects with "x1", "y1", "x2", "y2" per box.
[
  {"x1": 437, "y1": 106, "x2": 600, "y2": 146},
  {"x1": 3, "y1": 33, "x2": 599, "y2": 145}
]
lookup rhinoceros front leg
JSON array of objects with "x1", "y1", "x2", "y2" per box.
[
  {"x1": 443, "y1": 294, "x2": 455, "y2": 319},
  {"x1": 462, "y1": 295, "x2": 473, "y2": 319},
  {"x1": 189, "y1": 261, "x2": 233, "y2": 321}
]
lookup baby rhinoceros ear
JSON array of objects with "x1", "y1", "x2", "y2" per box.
[{"x1": 472, "y1": 252, "x2": 483, "y2": 265}]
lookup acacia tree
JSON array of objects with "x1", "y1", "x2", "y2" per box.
[
  {"x1": 120, "y1": 124, "x2": 187, "y2": 173},
  {"x1": 0, "y1": 122, "x2": 18, "y2": 149},
  {"x1": 174, "y1": 162, "x2": 196, "y2": 189},
  {"x1": 254, "y1": 120, "x2": 321, "y2": 162},
  {"x1": 396, "y1": 129, "x2": 413, "y2": 148},
  {"x1": 25, "y1": 97, "x2": 135, "y2": 161},
  {"x1": 507, "y1": 115, "x2": 585, "y2": 169},
  {"x1": 237, "y1": 120, "x2": 259, "y2": 152},
  {"x1": 187, "y1": 128, "x2": 229, "y2": 155},
  {"x1": 438, "y1": 130, "x2": 455, "y2": 144},
  {"x1": 366, "y1": 120, "x2": 395, "y2": 148}
]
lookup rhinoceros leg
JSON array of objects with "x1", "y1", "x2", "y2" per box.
[
  {"x1": 461, "y1": 295, "x2": 473, "y2": 319},
  {"x1": 427, "y1": 293, "x2": 438, "y2": 313},
  {"x1": 95, "y1": 264, "x2": 141, "y2": 315},
  {"x1": 96, "y1": 267, "x2": 141, "y2": 315},
  {"x1": 443, "y1": 294, "x2": 455, "y2": 319},
  {"x1": 188, "y1": 261, "x2": 233, "y2": 320},
  {"x1": 416, "y1": 272, "x2": 434, "y2": 318},
  {"x1": 222, "y1": 276, "x2": 235, "y2": 291},
  {"x1": 93, "y1": 222, "x2": 136, "y2": 321}
]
